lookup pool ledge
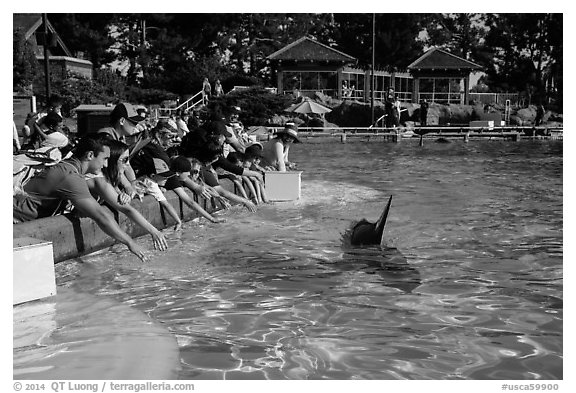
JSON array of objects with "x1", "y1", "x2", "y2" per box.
[
  {"x1": 14, "y1": 287, "x2": 180, "y2": 380},
  {"x1": 13, "y1": 189, "x2": 221, "y2": 263}
]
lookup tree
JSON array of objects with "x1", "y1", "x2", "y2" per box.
[
  {"x1": 483, "y1": 13, "x2": 562, "y2": 106},
  {"x1": 48, "y1": 13, "x2": 116, "y2": 68},
  {"x1": 13, "y1": 28, "x2": 39, "y2": 94},
  {"x1": 333, "y1": 13, "x2": 426, "y2": 70},
  {"x1": 423, "y1": 13, "x2": 488, "y2": 61}
]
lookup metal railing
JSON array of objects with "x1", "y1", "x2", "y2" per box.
[
  {"x1": 469, "y1": 92, "x2": 521, "y2": 106},
  {"x1": 156, "y1": 90, "x2": 204, "y2": 119}
]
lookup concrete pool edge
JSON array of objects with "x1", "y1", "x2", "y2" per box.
[{"x1": 13, "y1": 189, "x2": 223, "y2": 263}]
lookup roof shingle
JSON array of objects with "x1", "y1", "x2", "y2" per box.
[
  {"x1": 268, "y1": 36, "x2": 356, "y2": 63},
  {"x1": 408, "y1": 47, "x2": 482, "y2": 71}
]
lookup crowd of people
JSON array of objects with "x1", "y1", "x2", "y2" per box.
[{"x1": 13, "y1": 97, "x2": 302, "y2": 262}]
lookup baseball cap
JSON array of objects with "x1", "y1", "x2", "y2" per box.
[
  {"x1": 151, "y1": 157, "x2": 175, "y2": 178},
  {"x1": 155, "y1": 119, "x2": 179, "y2": 135},
  {"x1": 135, "y1": 147, "x2": 175, "y2": 178},
  {"x1": 110, "y1": 103, "x2": 146, "y2": 125},
  {"x1": 170, "y1": 156, "x2": 192, "y2": 173}
]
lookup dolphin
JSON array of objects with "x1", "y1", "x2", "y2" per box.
[
  {"x1": 344, "y1": 195, "x2": 421, "y2": 292},
  {"x1": 350, "y1": 195, "x2": 392, "y2": 247}
]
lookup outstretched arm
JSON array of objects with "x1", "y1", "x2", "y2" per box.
[
  {"x1": 172, "y1": 187, "x2": 225, "y2": 223},
  {"x1": 180, "y1": 177, "x2": 217, "y2": 200},
  {"x1": 214, "y1": 185, "x2": 257, "y2": 212},
  {"x1": 91, "y1": 179, "x2": 168, "y2": 251},
  {"x1": 274, "y1": 143, "x2": 287, "y2": 171},
  {"x1": 71, "y1": 197, "x2": 149, "y2": 262}
]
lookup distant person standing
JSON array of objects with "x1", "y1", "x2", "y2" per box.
[
  {"x1": 535, "y1": 103, "x2": 545, "y2": 126},
  {"x1": 202, "y1": 77, "x2": 212, "y2": 105},
  {"x1": 214, "y1": 79, "x2": 224, "y2": 97},
  {"x1": 419, "y1": 99, "x2": 429, "y2": 126},
  {"x1": 385, "y1": 88, "x2": 399, "y2": 128}
]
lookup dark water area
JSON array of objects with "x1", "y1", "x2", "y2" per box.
[{"x1": 46, "y1": 139, "x2": 562, "y2": 380}]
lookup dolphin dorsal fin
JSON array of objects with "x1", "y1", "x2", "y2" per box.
[{"x1": 375, "y1": 195, "x2": 393, "y2": 245}]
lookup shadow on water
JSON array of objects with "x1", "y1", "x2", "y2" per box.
[
  {"x1": 340, "y1": 227, "x2": 421, "y2": 293},
  {"x1": 338, "y1": 245, "x2": 422, "y2": 293}
]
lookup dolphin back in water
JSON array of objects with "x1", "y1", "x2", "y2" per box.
[{"x1": 350, "y1": 195, "x2": 392, "y2": 247}]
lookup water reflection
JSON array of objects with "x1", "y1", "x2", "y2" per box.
[{"x1": 17, "y1": 140, "x2": 562, "y2": 380}]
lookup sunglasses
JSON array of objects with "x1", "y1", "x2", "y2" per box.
[{"x1": 191, "y1": 169, "x2": 200, "y2": 175}]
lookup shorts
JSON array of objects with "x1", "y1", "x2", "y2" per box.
[{"x1": 134, "y1": 177, "x2": 167, "y2": 202}]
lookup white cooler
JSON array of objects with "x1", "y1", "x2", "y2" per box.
[
  {"x1": 13, "y1": 237, "x2": 57, "y2": 305},
  {"x1": 264, "y1": 171, "x2": 302, "y2": 201}
]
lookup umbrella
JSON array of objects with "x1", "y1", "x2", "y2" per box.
[{"x1": 284, "y1": 98, "x2": 332, "y2": 115}]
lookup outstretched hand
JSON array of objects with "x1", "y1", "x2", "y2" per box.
[
  {"x1": 243, "y1": 199, "x2": 257, "y2": 213},
  {"x1": 151, "y1": 231, "x2": 168, "y2": 251},
  {"x1": 128, "y1": 243, "x2": 149, "y2": 262}
]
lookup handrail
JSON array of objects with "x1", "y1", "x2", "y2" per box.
[
  {"x1": 175, "y1": 91, "x2": 203, "y2": 111},
  {"x1": 157, "y1": 90, "x2": 204, "y2": 118}
]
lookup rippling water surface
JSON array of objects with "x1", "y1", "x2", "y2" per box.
[{"x1": 54, "y1": 140, "x2": 562, "y2": 379}]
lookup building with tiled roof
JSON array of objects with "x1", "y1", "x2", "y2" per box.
[
  {"x1": 408, "y1": 47, "x2": 483, "y2": 104},
  {"x1": 267, "y1": 36, "x2": 359, "y2": 99},
  {"x1": 13, "y1": 14, "x2": 93, "y2": 81},
  {"x1": 268, "y1": 36, "x2": 356, "y2": 63}
]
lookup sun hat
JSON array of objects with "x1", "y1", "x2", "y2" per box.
[
  {"x1": 276, "y1": 123, "x2": 301, "y2": 143},
  {"x1": 110, "y1": 103, "x2": 146, "y2": 125}
]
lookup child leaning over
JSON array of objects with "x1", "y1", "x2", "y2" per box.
[{"x1": 170, "y1": 156, "x2": 225, "y2": 223}]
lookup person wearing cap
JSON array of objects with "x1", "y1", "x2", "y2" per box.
[
  {"x1": 131, "y1": 146, "x2": 183, "y2": 231},
  {"x1": 14, "y1": 135, "x2": 149, "y2": 262},
  {"x1": 25, "y1": 95, "x2": 63, "y2": 147},
  {"x1": 243, "y1": 142, "x2": 269, "y2": 202},
  {"x1": 168, "y1": 156, "x2": 225, "y2": 224},
  {"x1": 194, "y1": 142, "x2": 257, "y2": 213},
  {"x1": 203, "y1": 107, "x2": 265, "y2": 183},
  {"x1": 228, "y1": 151, "x2": 268, "y2": 204},
  {"x1": 140, "y1": 119, "x2": 217, "y2": 203},
  {"x1": 131, "y1": 121, "x2": 220, "y2": 224},
  {"x1": 22, "y1": 111, "x2": 68, "y2": 151},
  {"x1": 97, "y1": 102, "x2": 145, "y2": 142},
  {"x1": 261, "y1": 123, "x2": 300, "y2": 171},
  {"x1": 96, "y1": 102, "x2": 147, "y2": 199},
  {"x1": 135, "y1": 106, "x2": 151, "y2": 134}
]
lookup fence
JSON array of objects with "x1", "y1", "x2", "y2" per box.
[{"x1": 469, "y1": 92, "x2": 521, "y2": 106}]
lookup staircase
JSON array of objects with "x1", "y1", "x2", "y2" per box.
[{"x1": 155, "y1": 90, "x2": 204, "y2": 119}]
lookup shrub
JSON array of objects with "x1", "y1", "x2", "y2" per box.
[{"x1": 207, "y1": 87, "x2": 293, "y2": 126}]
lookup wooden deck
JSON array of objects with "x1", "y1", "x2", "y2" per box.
[{"x1": 280, "y1": 126, "x2": 563, "y2": 142}]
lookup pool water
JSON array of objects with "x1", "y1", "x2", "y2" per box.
[{"x1": 18, "y1": 139, "x2": 563, "y2": 380}]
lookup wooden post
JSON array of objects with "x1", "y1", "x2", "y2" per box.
[
  {"x1": 419, "y1": 134, "x2": 424, "y2": 146},
  {"x1": 341, "y1": 133, "x2": 347, "y2": 143}
]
